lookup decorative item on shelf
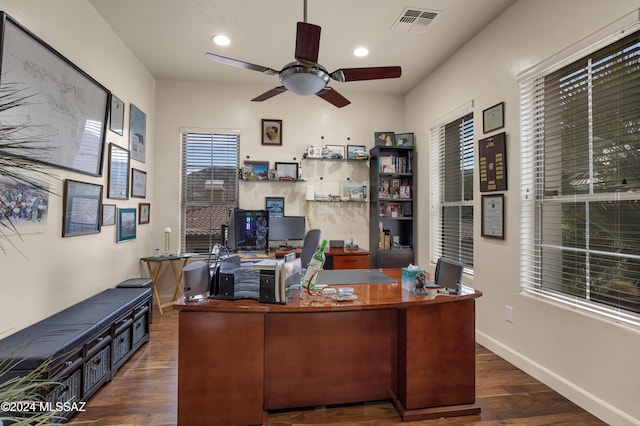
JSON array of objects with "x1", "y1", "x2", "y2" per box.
[
  {"x1": 374, "y1": 131, "x2": 395, "y2": 146},
  {"x1": 384, "y1": 203, "x2": 402, "y2": 218},
  {"x1": 242, "y1": 165, "x2": 253, "y2": 180},
  {"x1": 340, "y1": 181, "x2": 367, "y2": 201},
  {"x1": 245, "y1": 160, "x2": 270, "y2": 180},
  {"x1": 324, "y1": 144, "x2": 345, "y2": 159},
  {"x1": 347, "y1": 145, "x2": 368, "y2": 160},
  {"x1": 306, "y1": 145, "x2": 323, "y2": 158},
  {"x1": 399, "y1": 182, "x2": 411, "y2": 199},
  {"x1": 394, "y1": 133, "x2": 414, "y2": 147},
  {"x1": 268, "y1": 168, "x2": 277, "y2": 180},
  {"x1": 274, "y1": 161, "x2": 299, "y2": 180},
  {"x1": 164, "y1": 227, "x2": 172, "y2": 255}
]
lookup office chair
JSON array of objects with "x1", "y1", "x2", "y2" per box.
[{"x1": 299, "y1": 229, "x2": 321, "y2": 270}]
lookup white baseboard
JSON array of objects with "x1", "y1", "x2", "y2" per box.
[{"x1": 476, "y1": 331, "x2": 639, "y2": 426}]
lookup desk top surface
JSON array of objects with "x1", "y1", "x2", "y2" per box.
[{"x1": 174, "y1": 268, "x2": 481, "y2": 313}]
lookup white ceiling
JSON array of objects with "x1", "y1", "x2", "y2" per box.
[{"x1": 89, "y1": 0, "x2": 516, "y2": 97}]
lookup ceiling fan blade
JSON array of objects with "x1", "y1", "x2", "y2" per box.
[
  {"x1": 330, "y1": 66, "x2": 402, "y2": 82},
  {"x1": 295, "y1": 22, "x2": 321, "y2": 64},
  {"x1": 205, "y1": 52, "x2": 277, "y2": 75},
  {"x1": 251, "y1": 86, "x2": 287, "y2": 102},
  {"x1": 316, "y1": 87, "x2": 351, "y2": 108}
]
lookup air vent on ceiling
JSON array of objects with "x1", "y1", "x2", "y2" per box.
[{"x1": 392, "y1": 7, "x2": 438, "y2": 33}]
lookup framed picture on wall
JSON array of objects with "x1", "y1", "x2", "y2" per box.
[
  {"x1": 481, "y1": 194, "x2": 504, "y2": 240},
  {"x1": 483, "y1": 102, "x2": 504, "y2": 133},
  {"x1": 102, "y1": 204, "x2": 116, "y2": 226},
  {"x1": 129, "y1": 103, "x2": 147, "y2": 162},
  {"x1": 117, "y1": 207, "x2": 137, "y2": 242},
  {"x1": 262, "y1": 119, "x2": 282, "y2": 145},
  {"x1": 109, "y1": 94, "x2": 124, "y2": 136},
  {"x1": 131, "y1": 168, "x2": 146, "y2": 198},
  {"x1": 138, "y1": 203, "x2": 150, "y2": 224},
  {"x1": 107, "y1": 143, "x2": 130, "y2": 200},
  {"x1": 265, "y1": 196, "x2": 285, "y2": 217},
  {"x1": 62, "y1": 179, "x2": 103, "y2": 237}
]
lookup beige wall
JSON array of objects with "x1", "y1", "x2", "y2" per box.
[
  {"x1": 0, "y1": 0, "x2": 156, "y2": 335},
  {"x1": 405, "y1": 1, "x2": 640, "y2": 425},
  {"x1": 154, "y1": 80, "x2": 403, "y2": 259}
]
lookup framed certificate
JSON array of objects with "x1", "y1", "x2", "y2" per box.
[
  {"x1": 481, "y1": 194, "x2": 504, "y2": 240},
  {"x1": 483, "y1": 102, "x2": 504, "y2": 133}
]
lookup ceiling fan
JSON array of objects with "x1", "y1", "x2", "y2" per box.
[{"x1": 205, "y1": 0, "x2": 401, "y2": 108}]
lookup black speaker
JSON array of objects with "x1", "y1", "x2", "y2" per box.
[
  {"x1": 259, "y1": 270, "x2": 276, "y2": 303},
  {"x1": 212, "y1": 272, "x2": 235, "y2": 300}
]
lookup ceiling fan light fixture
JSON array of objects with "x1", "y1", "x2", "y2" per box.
[
  {"x1": 279, "y1": 63, "x2": 329, "y2": 95},
  {"x1": 212, "y1": 35, "x2": 230, "y2": 46}
]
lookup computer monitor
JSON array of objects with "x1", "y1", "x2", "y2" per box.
[
  {"x1": 268, "y1": 216, "x2": 306, "y2": 247},
  {"x1": 434, "y1": 257, "x2": 464, "y2": 294}
]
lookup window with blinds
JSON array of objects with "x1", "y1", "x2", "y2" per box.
[
  {"x1": 520, "y1": 30, "x2": 640, "y2": 324},
  {"x1": 180, "y1": 131, "x2": 239, "y2": 254},
  {"x1": 430, "y1": 111, "x2": 474, "y2": 271}
]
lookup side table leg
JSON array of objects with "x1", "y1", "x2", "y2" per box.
[{"x1": 144, "y1": 260, "x2": 164, "y2": 315}]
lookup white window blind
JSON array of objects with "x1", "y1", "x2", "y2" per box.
[
  {"x1": 430, "y1": 110, "x2": 475, "y2": 271},
  {"x1": 520, "y1": 29, "x2": 640, "y2": 324},
  {"x1": 180, "y1": 131, "x2": 239, "y2": 254}
]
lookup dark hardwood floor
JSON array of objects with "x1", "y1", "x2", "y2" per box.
[{"x1": 71, "y1": 307, "x2": 606, "y2": 426}]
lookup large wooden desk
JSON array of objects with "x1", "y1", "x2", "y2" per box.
[{"x1": 174, "y1": 269, "x2": 481, "y2": 425}]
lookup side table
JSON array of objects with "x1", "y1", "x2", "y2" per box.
[{"x1": 140, "y1": 254, "x2": 191, "y2": 315}]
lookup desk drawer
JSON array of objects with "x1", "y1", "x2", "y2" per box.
[{"x1": 333, "y1": 254, "x2": 370, "y2": 269}]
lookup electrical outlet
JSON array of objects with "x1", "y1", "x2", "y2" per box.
[{"x1": 505, "y1": 305, "x2": 513, "y2": 323}]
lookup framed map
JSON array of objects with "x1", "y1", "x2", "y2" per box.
[{"x1": 0, "y1": 12, "x2": 109, "y2": 177}]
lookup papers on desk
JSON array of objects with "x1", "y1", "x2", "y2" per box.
[{"x1": 252, "y1": 259, "x2": 278, "y2": 269}]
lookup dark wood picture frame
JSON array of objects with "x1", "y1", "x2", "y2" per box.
[
  {"x1": 62, "y1": 179, "x2": 103, "y2": 237},
  {"x1": 481, "y1": 194, "x2": 505, "y2": 240},
  {"x1": 138, "y1": 202, "x2": 150, "y2": 224},
  {"x1": 478, "y1": 132, "x2": 507, "y2": 192},
  {"x1": 262, "y1": 119, "x2": 282, "y2": 145},
  {"x1": 0, "y1": 12, "x2": 109, "y2": 177},
  {"x1": 483, "y1": 102, "x2": 504, "y2": 134},
  {"x1": 108, "y1": 143, "x2": 130, "y2": 200}
]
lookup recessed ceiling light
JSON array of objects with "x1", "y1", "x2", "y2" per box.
[
  {"x1": 353, "y1": 47, "x2": 369, "y2": 57},
  {"x1": 212, "y1": 35, "x2": 230, "y2": 46}
]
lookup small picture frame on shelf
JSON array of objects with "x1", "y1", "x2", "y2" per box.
[
  {"x1": 399, "y1": 185, "x2": 411, "y2": 199},
  {"x1": 394, "y1": 133, "x2": 414, "y2": 147},
  {"x1": 324, "y1": 144, "x2": 345, "y2": 159},
  {"x1": 244, "y1": 160, "x2": 270, "y2": 180},
  {"x1": 347, "y1": 145, "x2": 367, "y2": 160},
  {"x1": 375, "y1": 132, "x2": 395, "y2": 146},
  {"x1": 274, "y1": 162, "x2": 299, "y2": 180}
]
